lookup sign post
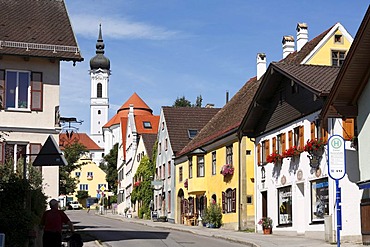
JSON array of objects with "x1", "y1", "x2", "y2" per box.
[{"x1": 327, "y1": 135, "x2": 346, "y2": 247}]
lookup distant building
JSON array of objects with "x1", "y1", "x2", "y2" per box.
[{"x1": 0, "y1": 0, "x2": 83, "y2": 199}]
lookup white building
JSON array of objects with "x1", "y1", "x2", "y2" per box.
[{"x1": 0, "y1": 0, "x2": 83, "y2": 199}]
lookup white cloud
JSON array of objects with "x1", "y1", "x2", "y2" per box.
[{"x1": 70, "y1": 14, "x2": 182, "y2": 40}]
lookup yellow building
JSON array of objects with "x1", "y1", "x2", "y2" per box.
[
  {"x1": 175, "y1": 77, "x2": 258, "y2": 230},
  {"x1": 70, "y1": 155, "x2": 108, "y2": 207}
]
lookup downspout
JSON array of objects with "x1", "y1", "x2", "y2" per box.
[{"x1": 238, "y1": 132, "x2": 242, "y2": 230}]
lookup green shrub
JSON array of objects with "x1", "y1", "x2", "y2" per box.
[{"x1": 203, "y1": 203, "x2": 223, "y2": 228}]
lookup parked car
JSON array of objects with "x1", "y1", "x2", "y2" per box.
[{"x1": 68, "y1": 201, "x2": 82, "y2": 210}]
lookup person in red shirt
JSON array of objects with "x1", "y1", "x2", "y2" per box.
[{"x1": 40, "y1": 199, "x2": 74, "y2": 247}]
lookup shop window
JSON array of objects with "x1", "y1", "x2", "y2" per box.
[
  {"x1": 278, "y1": 186, "x2": 292, "y2": 225},
  {"x1": 311, "y1": 178, "x2": 329, "y2": 222}
]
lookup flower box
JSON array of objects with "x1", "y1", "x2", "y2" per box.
[
  {"x1": 283, "y1": 146, "x2": 302, "y2": 159},
  {"x1": 220, "y1": 164, "x2": 234, "y2": 176},
  {"x1": 266, "y1": 152, "x2": 283, "y2": 164}
]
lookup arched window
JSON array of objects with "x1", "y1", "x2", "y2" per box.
[
  {"x1": 98, "y1": 110, "x2": 101, "y2": 115},
  {"x1": 97, "y1": 83, "x2": 102, "y2": 98}
]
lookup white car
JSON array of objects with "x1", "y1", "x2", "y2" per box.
[{"x1": 68, "y1": 201, "x2": 82, "y2": 210}]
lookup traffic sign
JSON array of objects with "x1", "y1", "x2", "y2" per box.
[{"x1": 328, "y1": 135, "x2": 346, "y2": 180}]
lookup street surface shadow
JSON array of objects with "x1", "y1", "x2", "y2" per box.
[{"x1": 79, "y1": 229, "x2": 170, "y2": 242}]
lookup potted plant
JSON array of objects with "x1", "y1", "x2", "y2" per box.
[
  {"x1": 266, "y1": 152, "x2": 283, "y2": 165},
  {"x1": 220, "y1": 164, "x2": 234, "y2": 176},
  {"x1": 203, "y1": 202, "x2": 222, "y2": 228},
  {"x1": 258, "y1": 217, "x2": 273, "y2": 234}
]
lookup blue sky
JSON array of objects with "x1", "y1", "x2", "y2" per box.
[{"x1": 60, "y1": 1, "x2": 368, "y2": 133}]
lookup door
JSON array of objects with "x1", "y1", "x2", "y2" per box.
[{"x1": 262, "y1": 191, "x2": 267, "y2": 218}]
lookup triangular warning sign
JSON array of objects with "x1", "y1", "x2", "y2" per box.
[{"x1": 33, "y1": 135, "x2": 68, "y2": 166}]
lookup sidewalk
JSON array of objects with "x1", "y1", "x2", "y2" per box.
[{"x1": 97, "y1": 212, "x2": 363, "y2": 247}]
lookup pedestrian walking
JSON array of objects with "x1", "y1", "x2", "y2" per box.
[
  {"x1": 40, "y1": 199, "x2": 75, "y2": 247},
  {"x1": 87, "y1": 202, "x2": 91, "y2": 213}
]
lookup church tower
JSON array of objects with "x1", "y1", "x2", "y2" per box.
[{"x1": 89, "y1": 24, "x2": 110, "y2": 147}]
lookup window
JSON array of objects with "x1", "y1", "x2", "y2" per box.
[
  {"x1": 75, "y1": 172, "x2": 81, "y2": 177},
  {"x1": 197, "y1": 155, "x2": 204, "y2": 177},
  {"x1": 163, "y1": 163, "x2": 166, "y2": 178},
  {"x1": 188, "y1": 129, "x2": 198, "y2": 139},
  {"x1": 179, "y1": 167, "x2": 183, "y2": 182},
  {"x1": 226, "y1": 145, "x2": 233, "y2": 165},
  {"x1": 311, "y1": 178, "x2": 329, "y2": 222},
  {"x1": 3, "y1": 143, "x2": 27, "y2": 168},
  {"x1": 161, "y1": 122, "x2": 164, "y2": 130},
  {"x1": 212, "y1": 151, "x2": 216, "y2": 175},
  {"x1": 291, "y1": 82, "x2": 299, "y2": 94},
  {"x1": 168, "y1": 161, "x2": 171, "y2": 177},
  {"x1": 158, "y1": 143, "x2": 161, "y2": 155},
  {"x1": 168, "y1": 191, "x2": 171, "y2": 213},
  {"x1": 98, "y1": 184, "x2": 106, "y2": 190},
  {"x1": 159, "y1": 166, "x2": 162, "y2": 179},
  {"x1": 143, "y1": 121, "x2": 152, "y2": 129},
  {"x1": 98, "y1": 110, "x2": 101, "y2": 115},
  {"x1": 189, "y1": 159, "x2": 193, "y2": 179},
  {"x1": 293, "y1": 126, "x2": 304, "y2": 149},
  {"x1": 97, "y1": 83, "x2": 102, "y2": 98},
  {"x1": 87, "y1": 172, "x2": 93, "y2": 177},
  {"x1": 278, "y1": 186, "x2": 292, "y2": 225},
  {"x1": 222, "y1": 188, "x2": 236, "y2": 213},
  {"x1": 332, "y1": 50, "x2": 346, "y2": 67},
  {"x1": 6, "y1": 71, "x2": 29, "y2": 109},
  {"x1": 80, "y1": 184, "x2": 88, "y2": 191},
  {"x1": 247, "y1": 195, "x2": 253, "y2": 204},
  {"x1": 277, "y1": 134, "x2": 285, "y2": 155},
  {"x1": 165, "y1": 138, "x2": 168, "y2": 151},
  {"x1": 334, "y1": 34, "x2": 343, "y2": 43},
  {"x1": 262, "y1": 140, "x2": 269, "y2": 163}
]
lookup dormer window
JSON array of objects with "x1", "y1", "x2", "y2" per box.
[
  {"x1": 188, "y1": 129, "x2": 198, "y2": 139},
  {"x1": 143, "y1": 121, "x2": 152, "y2": 129}
]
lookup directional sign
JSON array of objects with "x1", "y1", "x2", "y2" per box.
[{"x1": 328, "y1": 135, "x2": 346, "y2": 180}]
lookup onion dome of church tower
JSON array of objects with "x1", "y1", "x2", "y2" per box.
[{"x1": 90, "y1": 24, "x2": 110, "y2": 70}]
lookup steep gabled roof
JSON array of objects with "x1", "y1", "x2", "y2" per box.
[
  {"x1": 179, "y1": 77, "x2": 259, "y2": 156},
  {"x1": 141, "y1": 133, "x2": 157, "y2": 160},
  {"x1": 240, "y1": 63, "x2": 340, "y2": 137},
  {"x1": 162, "y1": 107, "x2": 221, "y2": 155},
  {"x1": 59, "y1": 133, "x2": 103, "y2": 151},
  {"x1": 272, "y1": 63, "x2": 340, "y2": 96},
  {"x1": 321, "y1": 6, "x2": 370, "y2": 119},
  {"x1": 0, "y1": 0, "x2": 83, "y2": 62},
  {"x1": 135, "y1": 115, "x2": 160, "y2": 134}
]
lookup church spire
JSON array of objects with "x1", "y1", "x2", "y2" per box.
[{"x1": 90, "y1": 24, "x2": 110, "y2": 70}]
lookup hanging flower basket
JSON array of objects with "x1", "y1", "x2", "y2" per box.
[
  {"x1": 220, "y1": 164, "x2": 234, "y2": 176},
  {"x1": 266, "y1": 152, "x2": 283, "y2": 165},
  {"x1": 184, "y1": 179, "x2": 188, "y2": 189},
  {"x1": 304, "y1": 138, "x2": 326, "y2": 156}
]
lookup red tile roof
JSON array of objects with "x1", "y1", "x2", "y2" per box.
[
  {"x1": 135, "y1": 115, "x2": 160, "y2": 134},
  {"x1": 103, "y1": 93, "x2": 152, "y2": 128},
  {"x1": 0, "y1": 0, "x2": 83, "y2": 62},
  {"x1": 59, "y1": 133, "x2": 103, "y2": 151}
]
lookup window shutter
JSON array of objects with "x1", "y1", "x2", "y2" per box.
[
  {"x1": 282, "y1": 133, "x2": 286, "y2": 151},
  {"x1": 272, "y1": 137, "x2": 276, "y2": 153},
  {"x1": 311, "y1": 122, "x2": 316, "y2": 140},
  {"x1": 342, "y1": 118, "x2": 355, "y2": 141},
  {"x1": 29, "y1": 143, "x2": 42, "y2": 165},
  {"x1": 0, "y1": 142, "x2": 4, "y2": 164},
  {"x1": 31, "y1": 72, "x2": 43, "y2": 111},
  {"x1": 288, "y1": 131, "x2": 293, "y2": 148},
  {"x1": 299, "y1": 126, "x2": 304, "y2": 149},
  {"x1": 257, "y1": 143, "x2": 261, "y2": 165},
  {"x1": 231, "y1": 188, "x2": 236, "y2": 213},
  {"x1": 0, "y1": 70, "x2": 4, "y2": 109},
  {"x1": 266, "y1": 140, "x2": 270, "y2": 156},
  {"x1": 222, "y1": 191, "x2": 226, "y2": 213}
]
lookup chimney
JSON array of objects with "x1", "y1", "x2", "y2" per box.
[
  {"x1": 257, "y1": 53, "x2": 266, "y2": 80},
  {"x1": 205, "y1": 103, "x2": 214, "y2": 108},
  {"x1": 296, "y1": 23, "x2": 308, "y2": 52},
  {"x1": 282, "y1": 35, "x2": 295, "y2": 58}
]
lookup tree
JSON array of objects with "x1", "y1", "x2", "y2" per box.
[
  {"x1": 100, "y1": 143, "x2": 119, "y2": 195},
  {"x1": 173, "y1": 96, "x2": 191, "y2": 107},
  {"x1": 59, "y1": 142, "x2": 87, "y2": 195},
  {"x1": 194, "y1": 94, "x2": 203, "y2": 107}
]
